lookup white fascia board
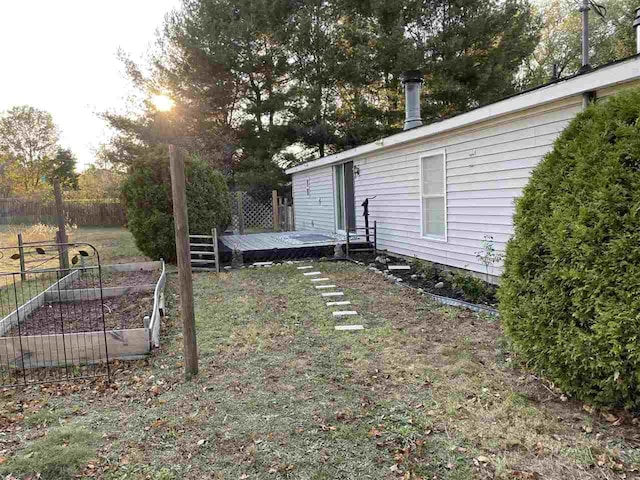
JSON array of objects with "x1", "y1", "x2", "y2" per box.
[{"x1": 286, "y1": 56, "x2": 640, "y2": 175}]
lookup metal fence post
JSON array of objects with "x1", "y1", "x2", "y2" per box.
[
  {"x1": 17, "y1": 233, "x2": 26, "y2": 281},
  {"x1": 272, "y1": 190, "x2": 279, "y2": 232},
  {"x1": 212, "y1": 227, "x2": 220, "y2": 273},
  {"x1": 236, "y1": 192, "x2": 245, "y2": 235}
]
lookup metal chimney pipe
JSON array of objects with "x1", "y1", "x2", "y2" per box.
[
  {"x1": 401, "y1": 70, "x2": 424, "y2": 130},
  {"x1": 580, "y1": 0, "x2": 590, "y2": 70},
  {"x1": 634, "y1": 7, "x2": 640, "y2": 53}
]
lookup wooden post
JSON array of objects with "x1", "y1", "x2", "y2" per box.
[
  {"x1": 17, "y1": 233, "x2": 26, "y2": 281},
  {"x1": 169, "y1": 144, "x2": 198, "y2": 379},
  {"x1": 283, "y1": 198, "x2": 289, "y2": 231},
  {"x1": 236, "y1": 192, "x2": 245, "y2": 235},
  {"x1": 53, "y1": 179, "x2": 69, "y2": 271},
  {"x1": 272, "y1": 190, "x2": 279, "y2": 232},
  {"x1": 212, "y1": 227, "x2": 220, "y2": 273}
]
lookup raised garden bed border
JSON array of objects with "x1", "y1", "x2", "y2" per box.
[{"x1": 0, "y1": 261, "x2": 166, "y2": 368}]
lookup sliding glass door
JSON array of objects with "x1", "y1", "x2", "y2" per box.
[{"x1": 334, "y1": 162, "x2": 355, "y2": 232}]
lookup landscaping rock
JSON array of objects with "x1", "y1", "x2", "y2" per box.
[
  {"x1": 410, "y1": 274, "x2": 418, "y2": 279},
  {"x1": 375, "y1": 256, "x2": 388, "y2": 264},
  {"x1": 434, "y1": 281, "x2": 444, "y2": 289}
]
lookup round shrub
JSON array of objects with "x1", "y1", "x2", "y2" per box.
[
  {"x1": 499, "y1": 88, "x2": 640, "y2": 407},
  {"x1": 121, "y1": 147, "x2": 231, "y2": 262}
]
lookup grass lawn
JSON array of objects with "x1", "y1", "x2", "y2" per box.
[{"x1": 0, "y1": 259, "x2": 638, "y2": 479}]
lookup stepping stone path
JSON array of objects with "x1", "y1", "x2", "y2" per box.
[
  {"x1": 332, "y1": 310, "x2": 358, "y2": 317},
  {"x1": 296, "y1": 262, "x2": 363, "y2": 332},
  {"x1": 253, "y1": 261, "x2": 273, "y2": 267}
]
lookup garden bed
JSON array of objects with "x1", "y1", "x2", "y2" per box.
[
  {"x1": 0, "y1": 261, "x2": 165, "y2": 368},
  {"x1": 350, "y1": 251, "x2": 498, "y2": 308}
]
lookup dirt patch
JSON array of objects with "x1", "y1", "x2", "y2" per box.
[{"x1": 5, "y1": 293, "x2": 151, "y2": 336}]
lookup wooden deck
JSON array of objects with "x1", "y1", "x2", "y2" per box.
[{"x1": 219, "y1": 231, "x2": 346, "y2": 252}]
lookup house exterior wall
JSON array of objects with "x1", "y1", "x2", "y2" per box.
[
  {"x1": 292, "y1": 165, "x2": 335, "y2": 231},
  {"x1": 290, "y1": 79, "x2": 640, "y2": 277}
]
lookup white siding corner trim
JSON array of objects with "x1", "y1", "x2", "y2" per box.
[{"x1": 419, "y1": 150, "x2": 448, "y2": 242}]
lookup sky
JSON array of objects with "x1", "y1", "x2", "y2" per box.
[{"x1": 0, "y1": 0, "x2": 181, "y2": 170}]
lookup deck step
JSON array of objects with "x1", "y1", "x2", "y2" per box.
[
  {"x1": 321, "y1": 292, "x2": 344, "y2": 297},
  {"x1": 326, "y1": 301, "x2": 351, "y2": 306},
  {"x1": 333, "y1": 310, "x2": 358, "y2": 317},
  {"x1": 303, "y1": 272, "x2": 321, "y2": 276},
  {"x1": 310, "y1": 278, "x2": 330, "y2": 282},
  {"x1": 388, "y1": 265, "x2": 411, "y2": 270},
  {"x1": 315, "y1": 285, "x2": 336, "y2": 289},
  {"x1": 334, "y1": 325, "x2": 364, "y2": 331}
]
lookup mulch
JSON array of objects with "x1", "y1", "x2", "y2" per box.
[{"x1": 5, "y1": 293, "x2": 152, "y2": 336}]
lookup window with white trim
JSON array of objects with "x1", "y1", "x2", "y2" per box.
[{"x1": 420, "y1": 153, "x2": 446, "y2": 239}]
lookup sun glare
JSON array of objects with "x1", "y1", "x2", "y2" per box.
[{"x1": 151, "y1": 94, "x2": 174, "y2": 112}]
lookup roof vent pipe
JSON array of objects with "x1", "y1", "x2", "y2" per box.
[
  {"x1": 401, "y1": 70, "x2": 423, "y2": 130},
  {"x1": 634, "y1": 8, "x2": 640, "y2": 53},
  {"x1": 579, "y1": 0, "x2": 591, "y2": 71}
]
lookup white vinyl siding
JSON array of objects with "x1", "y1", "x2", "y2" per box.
[
  {"x1": 350, "y1": 96, "x2": 583, "y2": 276},
  {"x1": 420, "y1": 152, "x2": 446, "y2": 240},
  {"x1": 292, "y1": 166, "x2": 335, "y2": 232}
]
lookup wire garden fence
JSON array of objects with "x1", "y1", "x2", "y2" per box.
[{"x1": 0, "y1": 242, "x2": 110, "y2": 387}]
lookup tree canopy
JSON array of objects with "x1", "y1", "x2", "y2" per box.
[
  {"x1": 101, "y1": 0, "x2": 541, "y2": 193},
  {"x1": 0, "y1": 106, "x2": 78, "y2": 196}
]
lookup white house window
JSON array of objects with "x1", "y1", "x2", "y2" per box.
[{"x1": 420, "y1": 152, "x2": 446, "y2": 240}]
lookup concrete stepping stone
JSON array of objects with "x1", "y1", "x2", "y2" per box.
[
  {"x1": 388, "y1": 265, "x2": 411, "y2": 270},
  {"x1": 253, "y1": 261, "x2": 273, "y2": 266},
  {"x1": 303, "y1": 271, "x2": 322, "y2": 276},
  {"x1": 335, "y1": 325, "x2": 364, "y2": 331},
  {"x1": 321, "y1": 292, "x2": 344, "y2": 297},
  {"x1": 297, "y1": 266, "x2": 313, "y2": 270},
  {"x1": 310, "y1": 277, "x2": 330, "y2": 282},
  {"x1": 326, "y1": 301, "x2": 351, "y2": 306},
  {"x1": 315, "y1": 285, "x2": 336, "y2": 289},
  {"x1": 332, "y1": 310, "x2": 358, "y2": 317}
]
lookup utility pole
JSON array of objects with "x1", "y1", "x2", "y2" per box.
[
  {"x1": 53, "y1": 179, "x2": 69, "y2": 271},
  {"x1": 168, "y1": 144, "x2": 198, "y2": 378}
]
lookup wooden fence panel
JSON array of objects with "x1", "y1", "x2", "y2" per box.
[{"x1": 0, "y1": 199, "x2": 127, "y2": 226}]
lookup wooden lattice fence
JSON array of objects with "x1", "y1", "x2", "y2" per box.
[{"x1": 231, "y1": 192, "x2": 273, "y2": 232}]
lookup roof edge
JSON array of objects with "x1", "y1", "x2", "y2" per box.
[{"x1": 286, "y1": 54, "x2": 640, "y2": 175}]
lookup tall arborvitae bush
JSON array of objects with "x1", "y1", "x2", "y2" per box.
[
  {"x1": 121, "y1": 147, "x2": 231, "y2": 262},
  {"x1": 499, "y1": 88, "x2": 640, "y2": 407}
]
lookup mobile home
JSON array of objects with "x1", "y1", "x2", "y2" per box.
[{"x1": 286, "y1": 55, "x2": 640, "y2": 279}]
